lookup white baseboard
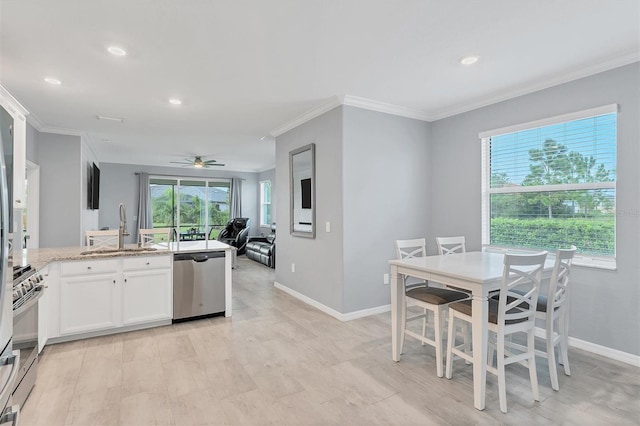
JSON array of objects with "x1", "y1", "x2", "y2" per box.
[
  {"x1": 274, "y1": 281, "x2": 639, "y2": 366},
  {"x1": 273, "y1": 281, "x2": 390, "y2": 322},
  {"x1": 534, "y1": 327, "x2": 640, "y2": 367}
]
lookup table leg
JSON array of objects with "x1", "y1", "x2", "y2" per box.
[
  {"x1": 391, "y1": 265, "x2": 402, "y2": 362},
  {"x1": 471, "y1": 294, "x2": 488, "y2": 410}
]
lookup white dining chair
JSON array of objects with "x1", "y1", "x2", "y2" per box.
[
  {"x1": 538, "y1": 246, "x2": 576, "y2": 391},
  {"x1": 445, "y1": 251, "x2": 548, "y2": 413},
  {"x1": 138, "y1": 228, "x2": 172, "y2": 248},
  {"x1": 436, "y1": 236, "x2": 466, "y2": 255},
  {"x1": 505, "y1": 246, "x2": 576, "y2": 391},
  {"x1": 395, "y1": 238, "x2": 469, "y2": 377},
  {"x1": 85, "y1": 230, "x2": 119, "y2": 250}
]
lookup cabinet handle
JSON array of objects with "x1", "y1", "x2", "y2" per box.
[
  {"x1": 124, "y1": 278, "x2": 127, "y2": 283},
  {"x1": 146, "y1": 262, "x2": 150, "y2": 265},
  {"x1": 87, "y1": 266, "x2": 92, "y2": 270},
  {"x1": 113, "y1": 280, "x2": 116, "y2": 284}
]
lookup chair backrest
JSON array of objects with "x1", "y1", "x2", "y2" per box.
[
  {"x1": 138, "y1": 228, "x2": 172, "y2": 248},
  {"x1": 86, "y1": 230, "x2": 119, "y2": 249},
  {"x1": 394, "y1": 238, "x2": 427, "y2": 260},
  {"x1": 436, "y1": 236, "x2": 466, "y2": 256},
  {"x1": 498, "y1": 252, "x2": 548, "y2": 327},
  {"x1": 546, "y1": 246, "x2": 576, "y2": 313}
]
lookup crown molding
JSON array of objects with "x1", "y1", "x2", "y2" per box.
[
  {"x1": 430, "y1": 50, "x2": 640, "y2": 121},
  {"x1": 270, "y1": 96, "x2": 342, "y2": 137},
  {"x1": 25, "y1": 112, "x2": 46, "y2": 131},
  {"x1": 0, "y1": 84, "x2": 30, "y2": 117},
  {"x1": 341, "y1": 95, "x2": 433, "y2": 121},
  {"x1": 270, "y1": 94, "x2": 432, "y2": 137},
  {"x1": 38, "y1": 125, "x2": 85, "y2": 137}
]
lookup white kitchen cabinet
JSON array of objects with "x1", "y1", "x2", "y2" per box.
[
  {"x1": 54, "y1": 255, "x2": 172, "y2": 339},
  {"x1": 122, "y1": 256, "x2": 172, "y2": 326},
  {"x1": 59, "y1": 272, "x2": 119, "y2": 335}
]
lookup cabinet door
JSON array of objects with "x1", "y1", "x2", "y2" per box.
[
  {"x1": 122, "y1": 269, "x2": 172, "y2": 326},
  {"x1": 59, "y1": 273, "x2": 119, "y2": 335}
]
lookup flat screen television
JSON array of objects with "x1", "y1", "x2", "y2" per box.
[
  {"x1": 88, "y1": 162, "x2": 100, "y2": 209},
  {"x1": 301, "y1": 178, "x2": 311, "y2": 209}
]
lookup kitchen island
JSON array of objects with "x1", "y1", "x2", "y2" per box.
[{"x1": 19, "y1": 240, "x2": 234, "y2": 348}]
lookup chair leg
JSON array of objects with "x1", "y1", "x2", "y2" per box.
[
  {"x1": 546, "y1": 318, "x2": 559, "y2": 391},
  {"x1": 464, "y1": 323, "x2": 472, "y2": 365},
  {"x1": 445, "y1": 309, "x2": 455, "y2": 379},
  {"x1": 559, "y1": 310, "x2": 571, "y2": 376},
  {"x1": 497, "y1": 333, "x2": 508, "y2": 414},
  {"x1": 434, "y1": 306, "x2": 444, "y2": 377},
  {"x1": 528, "y1": 329, "x2": 540, "y2": 403},
  {"x1": 401, "y1": 297, "x2": 407, "y2": 354},
  {"x1": 421, "y1": 308, "x2": 428, "y2": 346}
]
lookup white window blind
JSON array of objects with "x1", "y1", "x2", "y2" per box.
[{"x1": 480, "y1": 105, "x2": 617, "y2": 265}]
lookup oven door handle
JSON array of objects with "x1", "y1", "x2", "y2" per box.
[
  {"x1": 0, "y1": 352, "x2": 20, "y2": 419},
  {"x1": 0, "y1": 405, "x2": 18, "y2": 426},
  {"x1": 13, "y1": 286, "x2": 45, "y2": 318}
]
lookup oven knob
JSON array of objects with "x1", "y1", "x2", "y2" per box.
[{"x1": 39, "y1": 275, "x2": 44, "y2": 281}]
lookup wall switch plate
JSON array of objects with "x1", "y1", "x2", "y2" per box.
[
  {"x1": 325, "y1": 221, "x2": 331, "y2": 233},
  {"x1": 383, "y1": 273, "x2": 389, "y2": 285},
  {"x1": 291, "y1": 263, "x2": 295, "y2": 273}
]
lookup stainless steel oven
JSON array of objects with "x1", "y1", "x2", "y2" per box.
[{"x1": 12, "y1": 265, "x2": 45, "y2": 409}]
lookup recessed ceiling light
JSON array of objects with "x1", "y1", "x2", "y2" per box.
[
  {"x1": 107, "y1": 46, "x2": 127, "y2": 56},
  {"x1": 169, "y1": 99, "x2": 182, "y2": 105},
  {"x1": 459, "y1": 55, "x2": 480, "y2": 66},
  {"x1": 44, "y1": 77, "x2": 62, "y2": 85}
]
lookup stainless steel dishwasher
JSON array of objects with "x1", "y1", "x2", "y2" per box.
[{"x1": 173, "y1": 251, "x2": 225, "y2": 321}]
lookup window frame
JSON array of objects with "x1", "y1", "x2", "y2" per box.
[
  {"x1": 480, "y1": 104, "x2": 618, "y2": 270},
  {"x1": 259, "y1": 180, "x2": 272, "y2": 227}
]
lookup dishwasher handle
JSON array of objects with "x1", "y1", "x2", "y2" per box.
[{"x1": 192, "y1": 254, "x2": 209, "y2": 263}]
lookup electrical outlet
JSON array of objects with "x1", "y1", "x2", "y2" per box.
[
  {"x1": 383, "y1": 273, "x2": 389, "y2": 285},
  {"x1": 291, "y1": 263, "x2": 295, "y2": 273}
]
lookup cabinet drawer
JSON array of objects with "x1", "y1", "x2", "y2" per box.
[
  {"x1": 122, "y1": 255, "x2": 171, "y2": 271},
  {"x1": 61, "y1": 259, "x2": 119, "y2": 276}
]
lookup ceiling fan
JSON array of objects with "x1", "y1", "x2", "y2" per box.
[{"x1": 170, "y1": 156, "x2": 225, "y2": 168}]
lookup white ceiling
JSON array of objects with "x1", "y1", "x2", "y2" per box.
[{"x1": 1, "y1": 0, "x2": 638, "y2": 172}]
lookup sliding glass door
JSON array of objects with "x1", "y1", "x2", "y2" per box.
[{"x1": 150, "y1": 177, "x2": 230, "y2": 241}]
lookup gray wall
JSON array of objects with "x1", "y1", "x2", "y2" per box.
[
  {"x1": 342, "y1": 106, "x2": 431, "y2": 312},
  {"x1": 38, "y1": 133, "x2": 82, "y2": 247},
  {"x1": 275, "y1": 107, "x2": 345, "y2": 312},
  {"x1": 98, "y1": 163, "x2": 260, "y2": 244},
  {"x1": 430, "y1": 63, "x2": 640, "y2": 356},
  {"x1": 275, "y1": 106, "x2": 432, "y2": 314},
  {"x1": 257, "y1": 168, "x2": 276, "y2": 235}
]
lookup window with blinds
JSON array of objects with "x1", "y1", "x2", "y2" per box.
[{"x1": 480, "y1": 105, "x2": 617, "y2": 263}]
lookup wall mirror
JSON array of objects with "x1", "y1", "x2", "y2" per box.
[{"x1": 289, "y1": 143, "x2": 315, "y2": 238}]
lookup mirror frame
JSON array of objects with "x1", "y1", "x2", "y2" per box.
[{"x1": 289, "y1": 143, "x2": 316, "y2": 238}]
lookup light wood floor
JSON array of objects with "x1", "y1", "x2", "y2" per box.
[{"x1": 22, "y1": 257, "x2": 640, "y2": 425}]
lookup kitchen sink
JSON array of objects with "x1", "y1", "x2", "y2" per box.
[{"x1": 79, "y1": 247, "x2": 159, "y2": 255}]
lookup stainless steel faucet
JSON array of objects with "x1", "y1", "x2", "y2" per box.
[{"x1": 118, "y1": 203, "x2": 130, "y2": 249}]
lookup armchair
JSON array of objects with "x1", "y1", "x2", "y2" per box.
[
  {"x1": 246, "y1": 223, "x2": 276, "y2": 268},
  {"x1": 217, "y1": 217, "x2": 251, "y2": 255}
]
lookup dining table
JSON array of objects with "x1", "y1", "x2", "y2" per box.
[{"x1": 389, "y1": 250, "x2": 553, "y2": 411}]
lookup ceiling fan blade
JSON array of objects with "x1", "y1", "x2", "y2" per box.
[
  {"x1": 205, "y1": 163, "x2": 225, "y2": 167},
  {"x1": 170, "y1": 161, "x2": 190, "y2": 164}
]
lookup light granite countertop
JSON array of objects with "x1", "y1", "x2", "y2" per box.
[{"x1": 14, "y1": 240, "x2": 233, "y2": 271}]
